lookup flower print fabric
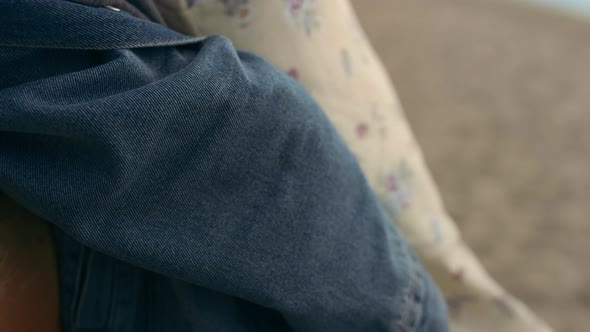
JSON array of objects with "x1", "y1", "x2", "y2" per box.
[
  {"x1": 154, "y1": 0, "x2": 553, "y2": 331},
  {"x1": 284, "y1": 0, "x2": 319, "y2": 35}
]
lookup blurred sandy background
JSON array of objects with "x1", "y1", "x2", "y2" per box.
[{"x1": 352, "y1": 1, "x2": 589, "y2": 331}]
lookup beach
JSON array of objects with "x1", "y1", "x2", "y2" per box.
[{"x1": 353, "y1": 0, "x2": 590, "y2": 331}]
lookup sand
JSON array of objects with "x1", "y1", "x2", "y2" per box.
[{"x1": 352, "y1": 0, "x2": 590, "y2": 331}]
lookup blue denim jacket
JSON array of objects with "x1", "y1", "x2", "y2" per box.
[{"x1": 0, "y1": 1, "x2": 447, "y2": 331}]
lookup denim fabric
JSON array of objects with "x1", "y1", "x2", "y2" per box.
[{"x1": 0, "y1": 1, "x2": 448, "y2": 331}]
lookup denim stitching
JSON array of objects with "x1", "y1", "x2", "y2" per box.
[
  {"x1": 0, "y1": 37, "x2": 205, "y2": 50},
  {"x1": 396, "y1": 270, "x2": 420, "y2": 331}
]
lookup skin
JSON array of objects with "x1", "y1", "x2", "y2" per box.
[{"x1": 0, "y1": 193, "x2": 59, "y2": 332}]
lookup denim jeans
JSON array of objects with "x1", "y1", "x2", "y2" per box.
[{"x1": 0, "y1": 1, "x2": 448, "y2": 330}]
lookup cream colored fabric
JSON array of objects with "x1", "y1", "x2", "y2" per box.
[{"x1": 156, "y1": 1, "x2": 552, "y2": 331}]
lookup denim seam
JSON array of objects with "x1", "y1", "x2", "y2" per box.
[
  {"x1": 72, "y1": 249, "x2": 95, "y2": 327},
  {"x1": 393, "y1": 248, "x2": 426, "y2": 332},
  {"x1": 0, "y1": 37, "x2": 205, "y2": 50},
  {"x1": 397, "y1": 271, "x2": 419, "y2": 331}
]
